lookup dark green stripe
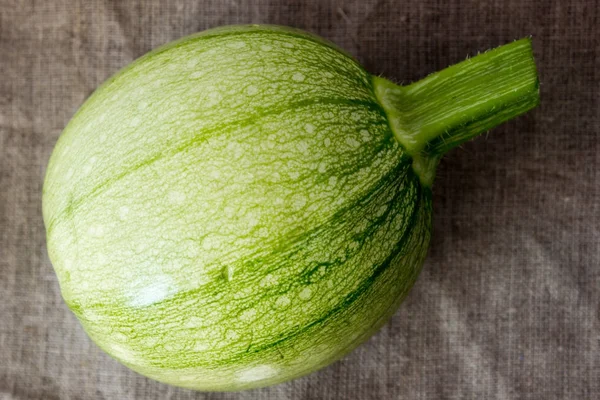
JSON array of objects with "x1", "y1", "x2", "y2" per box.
[
  {"x1": 140, "y1": 171, "x2": 423, "y2": 369},
  {"x1": 72, "y1": 147, "x2": 410, "y2": 316},
  {"x1": 47, "y1": 97, "x2": 383, "y2": 236},
  {"x1": 213, "y1": 172, "x2": 424, "y2": 367}
]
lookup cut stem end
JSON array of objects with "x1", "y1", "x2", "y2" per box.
[{"x1": 373, "y1": 38, "x2": 540, "y2": 186}]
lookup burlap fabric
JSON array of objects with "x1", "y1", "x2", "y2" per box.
[{"x1": 1, "y1": 1, "x2": 598, "y2": 398}]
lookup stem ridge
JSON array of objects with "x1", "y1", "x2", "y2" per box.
[{"x1": 373, "y1": 38, "x2": 540, "y2": 186}]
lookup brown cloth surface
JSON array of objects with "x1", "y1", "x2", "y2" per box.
[{"x1": 1, "y1": 1, "x2": 598, "y2": 399}]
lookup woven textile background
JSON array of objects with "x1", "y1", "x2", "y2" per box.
[{"x1": 1, "y1": 1, "x2": 598, "y2": 399}]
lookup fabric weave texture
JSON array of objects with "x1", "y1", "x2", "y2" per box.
[{"x1": 0, "y1": 1, "x2": 598, "y2": 399}]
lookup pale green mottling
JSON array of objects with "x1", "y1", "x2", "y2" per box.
[{"x1": 43, "y1": 25, "x2": 431, "y2": 391}]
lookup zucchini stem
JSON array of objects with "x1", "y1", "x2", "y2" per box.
[{"x1": 373, "y1": 38, "x2": 540, "y2": 186}]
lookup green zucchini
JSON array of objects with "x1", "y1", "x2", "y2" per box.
[{"x1": 43, "y1": 24, "x2": 539, "y2": 391}]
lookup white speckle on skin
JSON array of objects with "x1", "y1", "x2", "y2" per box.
[
  {"x1": 275, "y1": 295, "x2": 291, "y2": 308},
  {"x1": 246, "y1": 85, "x2": 258, "y2": 95},
  {"x1": 227, "y1": 41, "x2": 246, "y2": 49},
  {"x1": 283, "y1": 42, "x2": 295, "y2": 48},
  {"x1": 185, "y1": 316, "x2": 203, "y2": 328},
  {"x1": 299, "y1": 287, "x2": 312, "y2": 300},
  {"x1": 292, "y1": 72, "x2": 305, "y2": 82},
  {"x1": 164, "y1": 341, "x2": 185, "y2": 351},
  {"x1": 288, "y1": 171, "x2": 300, "y2": 180},
  {"x1": 241, "y1": 308, "x2": 257, "y2": 321},
  {"x1": 202, "y1": 236, "x2": 215, "y2": 250},
  {"x1": 224, "y1": 206, "x2": 235, "y2": 218},
  {"x1": 292, "y1": 194, "x2": 307, "y2": 210},
  {"x1": 108, "y1": 344, "x2": 138, "y2": 364},
  {"x1": 130, "y1": 275, "x2": 174, "y2": 307},
  {"x1": 184, "y1": 241, "x2": 200, "y2": 258},
  {"x1": 95, "y1": 253, "x2": 107, "y2": 265},
  {"x1": 360, "y1": 129, "x2": 371, "y2": 141},
  {"x1": 247, "y1": 214, "x2": 259, "y2": 228},
  {"x1": 194, "y1": 342, "x2": 209, "y2": 351},
  {"x1": 225, "y1": 329, "x2": 240, "y2": 341},
  {"x1": 376, "y1": 205, "x2": 388, "y2": 217},
  {"x1": 328, "y1": 176, "x2": 337, "y2": 186},
  {"x1": 88, "y1": 224, "x2": 104, "y2": 237},
  {"x1": 112, "y1": 332, "x2": 128, "y2": 342},
  {"x1": 118, "y1": 206, "x2": 130, "y2": 220},
  {"x1": 130, "y1": 117, "x2": 141, "y2": 127},
  {"x1": 78, "y1": 280, "x2": 90, "y2": 290},
  {"x1": 260, "y1": 274, "x2": 278, "y2": 287},
  {"x1": 301, "y1": 303, "x2": 312, "y2": 313},
  {"x1": 318, "y1": 163, "x2": 327, "y2": 173},
  {"x1": 168, "y1": 191, "x2": 186, "y2": 205},
  {"x1": 345, "y1": 138, "x2": 361, "y2": 148},
  {"x1": 258, "y1": 227, "x2": 269, "y2": 237},
  {"x1": 206, "y1": 91, "x2": 222, "y2": 106},
  {"x1": 237, "y1": 365, "x2": 278, "y2": 383},
  {"x1": 304, "y1": 123, "x2": 315, "y2": 133},
  {"x1": 142, "y1": 336, "x2": 158, "y2": 348},
  {"x1": 323, "y1": 138, "x2": 331, "y2": 147},
  {"x1": 260, "y1": 45, "x2": 272, "y2": 51},
  {"x1": 187, "y1": 58, "x2": 199, "y2": 69},
  {"x1": 296, "y1": 141, "x2": 309, "y2": 153},
  {"x1": 83, "y1": 309, "x2": 102, "y2": 323}
]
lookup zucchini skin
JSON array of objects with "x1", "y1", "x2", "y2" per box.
[{"x1": 43, "y1": 25, "x2": 431, "y2": 390}]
